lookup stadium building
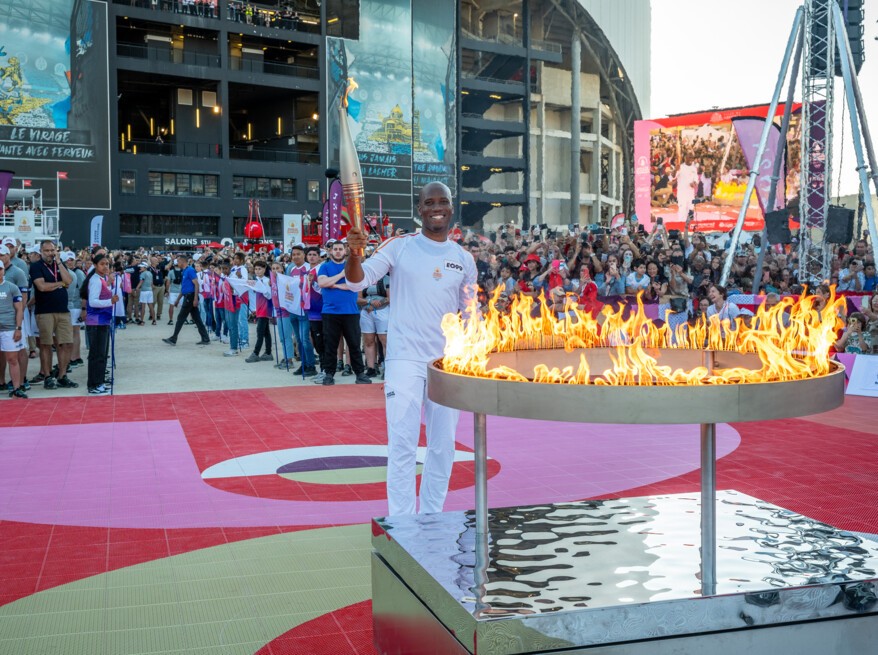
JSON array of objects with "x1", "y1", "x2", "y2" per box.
[{"x1": 0, "y1": 0, "x2": 650, "y2": 247}]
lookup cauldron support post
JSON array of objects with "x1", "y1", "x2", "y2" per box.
[
  {"x1": 701, "y1": 350, "x2": 717, "y2": 596},
  {"x1": 474, "y1": 412, "x2": 488, "y2": 535}
]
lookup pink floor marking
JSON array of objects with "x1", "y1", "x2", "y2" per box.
[{"x1": 0, "y1": 418, "x2": 739, "y2": 528}]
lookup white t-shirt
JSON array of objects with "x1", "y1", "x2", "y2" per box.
[{"x1": 347, "y1": 233, "x2": 477, "y2": 363}]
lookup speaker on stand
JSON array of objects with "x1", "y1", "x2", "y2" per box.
[
  {"x1": 764, "y1": 209, "x2": 792, "y2": 245},
  {"x1": 825, "y1": 205, "x2": 855, "y2": 245}
]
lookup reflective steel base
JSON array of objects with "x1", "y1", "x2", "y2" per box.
[{"x1": 372, "y1": 492, "x2": 878, "y2": 655}]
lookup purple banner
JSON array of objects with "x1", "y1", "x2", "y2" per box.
[
  {"x1": 805, "y1": 100, "x2": 827, "y2": 228},
  {"x1": 0, "y1": 170, "x2": 14, "y2": 209},
  {"x1": 328, "y1": 178, "x2": 344, "y2": 242},
  {"x1": 321, "y1": 199, "x2": 330, "y2": 244},
  {"x1": 731, "y1": 118, "x2": 784, "y2": 215}
]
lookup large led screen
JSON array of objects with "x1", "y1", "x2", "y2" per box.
[
  {"x1": 0, "y1": 0, "x2": 110, "y2": 210},
  {"x1": 326, "y1": 0, "x2": 456, "y2": 230},
  {"x1": 634, "y1": 105, "x2": 802, "y2": 233}
]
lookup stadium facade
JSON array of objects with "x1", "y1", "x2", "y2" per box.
[{"x1": 0, "y1": 0, "x2": 650, "y2": 247}]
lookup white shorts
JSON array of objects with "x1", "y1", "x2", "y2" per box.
[
  {"x1": 0, "y1": 330, "x2": 25, "y2": 352},
  {"x1": 169, "y1": 292, "x2": 180, "y2": 306},
  {"x1": 139, "y1": 288, "x2": 155, "y2": 304},
  {"x1": 70, "y1": 309, "x2": 84, "y2": 327},
  {"x1": 360, "y1": 306, "x2": 389, "y2": 334}
]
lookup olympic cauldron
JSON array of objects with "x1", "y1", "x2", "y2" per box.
[{"x1": 371, "y1": 294, "x2": 878, "y2": 655}]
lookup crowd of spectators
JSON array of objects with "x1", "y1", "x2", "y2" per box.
[
  {"x1": 1, "y1": 214, "x2": 874, "y2": 400},
  {"x1": 116, "y1": 0, "x2": 318, "y2": 31}
]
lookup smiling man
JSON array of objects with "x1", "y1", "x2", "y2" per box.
[{"x1": 345, "y1": 181, "x2": 477, "y2": 516}]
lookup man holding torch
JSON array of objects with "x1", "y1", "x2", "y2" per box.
[{"x1": 345, "y1": 182, "x2": 477, "y2": 516}]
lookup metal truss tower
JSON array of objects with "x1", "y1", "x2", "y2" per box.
[{"x1": 798, "y1": 0, "x2": 835, "y2": 285}]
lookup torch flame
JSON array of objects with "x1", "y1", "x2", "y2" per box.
[
  {"x1": 441, "y1": 290, "x2": 845, "y2": 386},
  {"x1": 342, "y1": 77, "x2": 358, "y2": 109}
]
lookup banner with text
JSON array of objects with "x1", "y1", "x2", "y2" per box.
[
  {"x1": 0, "y1": 0, "x2": 111, "y2": 210},
  {"x1": 282, "y1": 213, "x2": 303, "y2": 248}
]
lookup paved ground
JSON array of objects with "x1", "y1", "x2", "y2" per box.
[
  {"x1": 15, "y1": 319, "x2": 369, "y2": 398},
  {"x1": 0, "y1": 343, "x2": 876, "y2": 654}
]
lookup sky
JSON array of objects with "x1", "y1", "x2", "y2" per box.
[{"x1": 651, "y1": 0, "x2": 878, "y2": 196}]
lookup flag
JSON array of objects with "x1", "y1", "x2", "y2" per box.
[
  {"x1": 57, "y1": 171, "x2": 68, "y2": 180},
  {"x1": 227, "y1": 276, "x2": 270, "y2": 298},
  {"x1": 89, "y1": 215, "x2": 103, "y2": 246},
  {"x1": 269, "y1": 271, "x2": 281, "y2": 315},
  {"x1": 328, "y1": 178, "x2": 344, "y2": 241},
  {"x1": 274, "y1": 272, "x2": 302, "y2": 315},
  {"x1": 0, "y1": 170, "x2": 13, "y2": 208},
  {"x1": 731, "y1": 118, "x2": 785, "y2": 216}
]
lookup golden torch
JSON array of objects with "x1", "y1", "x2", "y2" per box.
[{"x1": 338, "y1": 77, "x2": 365, "y2": 256}]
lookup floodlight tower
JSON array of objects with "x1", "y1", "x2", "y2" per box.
[{"x1": 798, "y1": 0, "x2": 835, "y2": 284}]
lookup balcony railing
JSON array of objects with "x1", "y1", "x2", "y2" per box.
[
  {"x1": 0, "y1": 211, "x2": 59, "y2": 236},
  {"x1": 117, "y1": 42, "x2": 221, "y2": 67},
  {"x1": 229, "y1": 56, "x2": 319, "y2": 79},
  {"x1": 461, "y1": 70, "x2": 526, "y2": 86},
  {"x1": 122, "y1": 139, "x2": 223, "y2": 158},
  {"x1": 229, "y1": 146, "x2": 319, "y2": 164},
  {"x1": 227, "y1": 3, "x2": 320, "y2": 34},
  {"x1": 112, "y1": 0, "x2": 219, "y2": 19}
]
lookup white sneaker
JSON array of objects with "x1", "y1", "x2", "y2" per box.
[
  {"x1": 211, "y1": 334, "x2": 221, "y2": 341},
  {"x1": 312, "y1": 372, "x2": 326, "y2": 383},
  {"x1": 223, "y1": 349, "x2": 238, "y2": 357},
  {"x1": 88, "y1": 385, "x2": 110, "y2": 396},
  {"x1": 220, "y1": 336, "x2": 229, "y2": 344}
]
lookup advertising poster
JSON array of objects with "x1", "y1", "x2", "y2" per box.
[
  {"x1": 282, "y1": 213, "x2": 302, "y2": 247},
  {"x1": 634, "y1": 105, "x2": 802, "y2": 233},
  {"x1": 326, "y1": 0, "x2": 456, "y2": 230},
  {"x1": 0, "y1": 0, "x2": 110, "y2": 210}
]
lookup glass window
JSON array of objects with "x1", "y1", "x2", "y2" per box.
[
  {"x1": 120, "y1": 214, "x2": 219, "y2": 236},
  {"x1": 148, "y1": 172, "x2": 161, "y2": 195},
  {"x1": 176, "y1": 173, "x2": 190, "y2": 196},
  {"x1": 270, "y1": 178, "x2": 283, "y2": 198},
  {"x1": 307, "y1": 180, "x2": 320, "y2": 201},
  {"x1": 232, "y1": 176, "x2": 244, "y2": 198},
  {"x1": 244, "y1": 177, "x2": 257, "y2": 198},
  {"x1": 205, "y1": 175, "x2": 218, "y2": 197},
  {"x1": 190, "y1": 174, "x2": 204, "y2": 196},
  {"x1": 162, "y1": 173, "x2": 176, "y2": 195},
  {"x1": 257, "y1": 177, "x2": 270, "y2": 197},
  {"x1": 120, "y1": 170, "x2": 136, "y2": 195},
  {"x1": 282, "y1": 178, "x2": 295, "y2": 199}
]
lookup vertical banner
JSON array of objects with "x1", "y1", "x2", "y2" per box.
[
  {"x1": 14, "y1": 211, "x2": 35, "y2": 236},
  {"x1": 731, "y1": 118, "x2": 786, "y2": 215},
  {"x1": 411, "y1": 0, "x2": 457, "y2": 207},
  {"x1": 328, "y1": 179, "x2": 344, "y2": 241},
  {"x1": 269, "y1": 271, "x2": 281, "y2": 315},
  {"x1": 0, "y1": 170, "x2": 14, "y2": 208},
  {"x1": 321, "y1": 199, "x2": 330, "y2": 244},
  {"x1": 90, "y1": 214, "x2": 104, "y2": 246},
  {"x1": 282, "y1": 213, "x2": 303, "y2": 247},
  {"x1": 325, "y1": 0, "x2": 418, "y2": 229}
]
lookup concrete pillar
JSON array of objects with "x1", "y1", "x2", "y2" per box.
[
  {"x1": 592, "y1": 103, "x2": 603, "y2": 224},
  {"x1": 570, "y1": 33, "x2": 581, "y2": 227},
  {"x1": 609, "y1": 120, "x2": 618, "y2": 209},
  {"x1": 536, "y1": 92, "x2": 546, "y2": 226}
]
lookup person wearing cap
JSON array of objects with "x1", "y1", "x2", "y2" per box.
[
  {"x1": 150, "y1": 255, "x2": 167, "y2": 322},
  {"x1": 137, "y1": 261, "x2": 156, "y2": 324},
  {"x1": 29, "y1": 240, "x2": 78, "y2": 390},
  {"x1": 0, "y1": 245, "x2": 30, "y2": 391},
  {"x1": 344, "y1": 181, "x2": 477, "y2": 516},
  {"x1": 0, "y1": 259, "x2": 27, "y2": 398},
  {"x1": 62, "y1": 252, "x2": 86, "y2": 369},
  {"x1": 1, "y1": 238, "x2": 27, "y2": 278}
]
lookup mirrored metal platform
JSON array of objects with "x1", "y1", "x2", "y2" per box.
[{"x1": 372, "y1": 491, "x2": 878, "y2": 655}]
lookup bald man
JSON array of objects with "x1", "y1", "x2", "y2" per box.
[{"x1": 345, "y1": 182, "x2": 477, "y2": 515}]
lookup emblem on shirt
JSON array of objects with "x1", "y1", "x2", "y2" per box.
[
  {"x1": 432, "y1": 267, "x2": 443, "y2": 281},
  {"x1": 444, "y1": 260, "x2": 464, "y2": 273}
]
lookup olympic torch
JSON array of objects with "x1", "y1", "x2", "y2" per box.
[{"x1": 338, "y1": 77, "x2": 366, "y2": 256}]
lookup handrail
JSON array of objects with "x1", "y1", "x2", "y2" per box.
[
  {"x1": 117, "y1": 42, "x2": 221, "y2": 67},
  {"x1": 229, "y1": 55, "x2": 319, "y2": 79},
  {"x1": 122, "y1": 139, "x2": 223, "y2": 158}
]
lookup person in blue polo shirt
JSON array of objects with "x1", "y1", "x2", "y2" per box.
[{"x1": 162, "y1": 254, "x2": 210, "y2": 346}]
